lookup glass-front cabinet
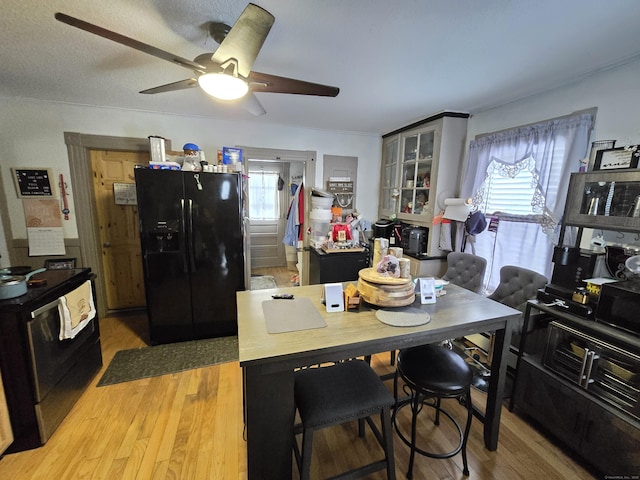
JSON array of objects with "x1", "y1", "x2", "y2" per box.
[
  {"x1": 399, "y1": 129, "x2": 434, "y2": 215},
  {"x1": 378, "y1": 112, "x2": 469, "y2": 256},
  {"x1": 564, "y1": 170, "x2": 640, "y2": 232},
  {"x1": 379, "y1": 136, "x2": 399, "y2": 216}
]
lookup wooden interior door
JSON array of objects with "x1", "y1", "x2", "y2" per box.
[{"x1": 90, "y1": 150, "x2": 147, "y2": 310}]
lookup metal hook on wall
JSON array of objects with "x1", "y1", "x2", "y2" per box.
[{"x1": 59, "y1": 173, "x2": 70, "y2": 220}]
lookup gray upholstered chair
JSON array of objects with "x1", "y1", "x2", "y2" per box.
[
  {"x1": 442, "y1": 252, "x2": 487, "y2": 294},
  {"x1": 473, "y1": 265, "x2": 548, "y2": 389},
  {"x1": 488, "y1": 265, "x2": 548, "y2": 332}
]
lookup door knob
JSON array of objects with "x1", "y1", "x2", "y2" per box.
[{"x1": 103, "y1": 242, "x2": 111, "y2": 247}]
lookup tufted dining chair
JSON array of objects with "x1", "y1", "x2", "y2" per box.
[
  {"x1": 488, "y1": 265, "x2": 548, "y2": 331},
  {"x1": 442, "y1": 252, "x2": 487, "y2": 294},
  {"x1": 472, "y1": 265, "x2": 548, "y2": 390}
]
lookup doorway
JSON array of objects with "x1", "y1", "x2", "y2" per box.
[
  {"x1": 240, "y1": 146, "x2": 316, "y2": 285},
  {"x1": 65, "y1": 132, "x2": 154, "y2": 317},
  {"x1": 247, "y1": 161, "x2": 289, "y2": 269},
  {"x1": 89, "y1": 149, "x2": 147, "y2": 310}
]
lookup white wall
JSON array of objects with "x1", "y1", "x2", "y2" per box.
[
  {"x1": 0, "y1": 97, "x2": 381, "y2": 263},
  {"x1": 467, "y1": 59, "x2": 640, "y2": 151}
]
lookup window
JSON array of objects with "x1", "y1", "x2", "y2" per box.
[
  {"x1": 473, "y1": 155, "x2": 556, "y2": 233},
  {"x1": 248, "y1": 171, "x2": 280, "y2": 220},
  {"x1": 461, "y1": 112, "x2": 594, "y2": 291}
]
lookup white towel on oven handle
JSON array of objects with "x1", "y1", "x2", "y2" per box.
[{"x1": 58, "y1": 280, "x2": 96, "y2": 340}]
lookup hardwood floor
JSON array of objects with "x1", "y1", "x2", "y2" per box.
[
  {"x1": 0, "y1": 270, "x2": 598, "y2": 479},
  {"x1": 252, "y1": 266, "x2": 298, "y2": 288}
]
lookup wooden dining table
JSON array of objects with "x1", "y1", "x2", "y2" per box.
[{"x1": 237, "y1": 282, "x2": 521, "y2": 480}]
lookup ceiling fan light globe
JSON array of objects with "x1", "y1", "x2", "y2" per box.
[{"x1": 198, "y1": 73, "x2": 248, "y2": 100}]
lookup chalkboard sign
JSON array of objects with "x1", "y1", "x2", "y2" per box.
[{"x1": 12, "y1": 168, "x2": 55, "y2": 198}]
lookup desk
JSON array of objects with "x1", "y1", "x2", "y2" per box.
[{"x1": 237, "y1": 283, "x2": 520, "y2": 479}]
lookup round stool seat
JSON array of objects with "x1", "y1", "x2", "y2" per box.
[{"x1": 398, "y1": 344, "x2": 473, "y2": 395}]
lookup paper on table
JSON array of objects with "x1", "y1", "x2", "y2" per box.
[{"x1": 262, "y1": 297, "x2": 327, "y2": 334}]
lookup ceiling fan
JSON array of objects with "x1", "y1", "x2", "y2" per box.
[{"x1": 54, "y1": 3, "x2": 339, "y2": 115}]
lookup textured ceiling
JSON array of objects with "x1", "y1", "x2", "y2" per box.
[{"x1": 2, "y1": 0, "x2": 640, "y2": 134}]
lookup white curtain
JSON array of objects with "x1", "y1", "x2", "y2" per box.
[{"x1": 460, "y1": 113, "x2": 594, "y2": 292}]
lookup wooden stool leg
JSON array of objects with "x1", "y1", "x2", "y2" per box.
[
  {"x1": 300, "y1": 429, "x2": 314, "y2": 480},
  {"x1": 381, "y1": 406, "x2": 397, "y2": 480}
]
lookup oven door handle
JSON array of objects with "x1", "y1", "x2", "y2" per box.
[
  {"x1": 30, "y1": 298, "x2": 60, "y2": 318},
  {"x1": 578, "y1": 347, "x2": 590, "y2": 388},
  {"x1": 583, "y1": 350, "x2": 598, "y2": 387}
]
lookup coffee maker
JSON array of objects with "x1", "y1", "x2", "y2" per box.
[
  {"x1": 550, "y1": 247, "x2": 603, "y2": 290},
  {"x1": 538, "y1": 246, "x2": 605, "y2": 317},
  {"x1": 401, "y1": 225, "x2": 428, "y2": 257}
]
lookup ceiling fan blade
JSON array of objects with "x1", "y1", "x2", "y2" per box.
[
  {"x1": 210, "y1": 4, "x2": 275, "y2": 78},
  {"x1": 54, "y1": 12, "x2": 206, "y2": 73},
  {"x1": 139, "y1": 78, "x2": 198, "y2": 94},
  {"x1": 248, "y1": 71, "x2": 339, "y2": 97},
  {"x1": 240, "y1": 92, "x2": 267, "y2": 116}
]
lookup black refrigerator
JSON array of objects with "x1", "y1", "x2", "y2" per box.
[{"x1": 134, "y1": 168, "x2": 247, "y2": 345}]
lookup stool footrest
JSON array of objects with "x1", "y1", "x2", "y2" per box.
[{"x1": 393, "y1": 398, "x2": 464, "y2": 459}]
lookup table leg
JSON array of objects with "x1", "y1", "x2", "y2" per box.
[
  {"x1": 509, "y1": 303, "x2": 534, "y2": 411},
  {"x1": 244, "y1": 365, "x2": 295, "y2": 480},
  {"x1": 484, "y1": 322, "x2": 513, "y2": 450}
]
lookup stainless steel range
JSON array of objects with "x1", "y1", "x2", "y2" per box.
[{"x1": 0, "y1": 268, "x2": 102, "y2": 452}]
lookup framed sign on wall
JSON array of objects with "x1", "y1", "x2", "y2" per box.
[
  {"x1": 594, "y1": 146, "x2": 639, "y2": 171},
  {"x1": 12, "y1": 167, "x2": 56, "y2": 198}
]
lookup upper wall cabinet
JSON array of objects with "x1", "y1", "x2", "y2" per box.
[
  {"x1": 380, "y1": 136, "x2": 400, "y2": 215},
  {"x1": 379, "y1": 112, "x2": 469, "y2": 255}
]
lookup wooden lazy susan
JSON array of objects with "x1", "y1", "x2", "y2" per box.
[{"x1": 357, "y1": 267, "x2": 415, "y2": 307}]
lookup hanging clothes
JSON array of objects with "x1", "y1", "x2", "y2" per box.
[
  {"x1": 297, "y1": 184, "x2": 304, "y2": 241},
  {"x1": 283, "y1": 182, "x2": 303, "y2": 246}
]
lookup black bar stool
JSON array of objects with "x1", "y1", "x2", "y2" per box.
[
  {"x1": 293, "y1": 359, "x2": 396, "y2": 480},
  {"x1": 393, "y1": 344, "x2": 474, "y2": 478}
]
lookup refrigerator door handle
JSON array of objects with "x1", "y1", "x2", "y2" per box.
[
  {"x1": 180, "y1": 198, "x2": 189, "y2": 273},
  {"x1": 187, "y1": 198, "x2": 196, "y2": 271}
]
